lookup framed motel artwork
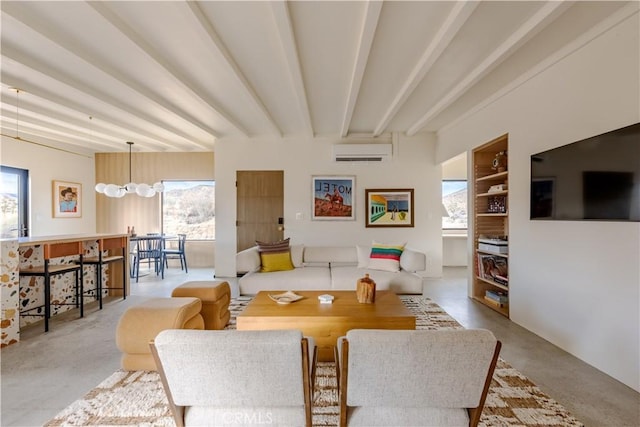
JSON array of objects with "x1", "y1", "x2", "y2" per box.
[
  {"x1": 52, "y1": 180, "x2": 82, "y2": 218},
  {"x1": 365, "y1": 188, "x2": 414, "y2": 227},
  {"x1": 311, "y1": 175, "x2": 355, "y2": 221}
]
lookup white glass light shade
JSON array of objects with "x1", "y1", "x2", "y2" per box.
[
  {"x1": 95, "y1": 183, "x2": 107, "y2": 193},
  {"x1": 115, "y1": 188, "x2": 127, "y2": 198},
  {"x1": 104, "y1": 184, "x2": 121, "y2": 197},
  {"x1": 135, "y1": 183, "x2": 153, "y2": 197},
  {"x1": 152, "y1": 182, "x2": 164, "y2": 192},
  {"x1": 124, "y1": 182, "x2": 138, "y2": 193}
]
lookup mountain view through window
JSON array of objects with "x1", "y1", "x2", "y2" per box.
[{"x1": 162, "y1": 180, "x2": 215, "y2": 239}]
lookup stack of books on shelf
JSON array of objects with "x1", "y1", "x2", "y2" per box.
[
  {"x1": 484, "y1": 290, "x2": 508, "y2": 308},
  {"x1": 478, "y1": 236, "x2": 508, "y2": 254}
]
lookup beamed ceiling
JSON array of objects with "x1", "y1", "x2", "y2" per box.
[{"x1": 0, "y1": 1, "x2": 636, "y2": 155}]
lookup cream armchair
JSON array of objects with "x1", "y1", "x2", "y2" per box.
[
  {"x1": 151, "y1": 329, "x2": 315, "y2": 427},
  {"x1": 336, "y1": 329, "x2": 501, "y2": 427}
]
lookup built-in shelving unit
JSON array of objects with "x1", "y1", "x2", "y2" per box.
[{"x1": 472, "y1": 134, "x2": 509, "y2": 317}]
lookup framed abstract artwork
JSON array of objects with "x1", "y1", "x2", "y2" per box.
[
  {"x1": 365, "y1": 188, "x2": 414, "y2": 227},
  {"x1": 53, "y1": 180, "x2": 82, "y2": 218},
  {"x1": 312, "y1": 175, "x2": 355, "y2": 220}
]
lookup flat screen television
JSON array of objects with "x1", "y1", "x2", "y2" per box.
[{"x1": 530, "y1": 122, "x2": 640, "y2": 222}]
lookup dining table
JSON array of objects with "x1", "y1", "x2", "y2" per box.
[{"x1": 129, "y1": 234, "x2": 176, "y2": 279}]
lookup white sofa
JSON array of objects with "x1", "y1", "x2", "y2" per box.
[{"x1": 236, "y1": 245, "x2": 426, "y2": 295}]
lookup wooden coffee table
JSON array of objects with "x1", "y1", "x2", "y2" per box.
[{"x1": 236, "y1": 290, "x2": 416, "y2": 361}]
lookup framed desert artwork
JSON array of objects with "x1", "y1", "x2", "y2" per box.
[
  {"x1": 53, "y1": 180, "x2": 82, "y2": 218},
  {"x1": 365, "y1": 188, "x2": 414, "y2": 227},
  {"x1": 312, "y1": 175, "x2": 355, "y2": 220}
]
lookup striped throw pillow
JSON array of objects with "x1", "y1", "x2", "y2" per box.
[{"x1": 368, "y1": 241, "x2": 405, "y2": 272}]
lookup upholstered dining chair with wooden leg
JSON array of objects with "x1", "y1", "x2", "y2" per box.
[
  {"x1": 150, "y1": 329, "x2": 314, "y2": 427},
  {"x1": 336, "y1": 329, "x2": 501, "y2": 427}
]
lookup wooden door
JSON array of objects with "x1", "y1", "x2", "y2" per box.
[{"x1": 236, "y1": 171, "x2": 284, "y2": 252}]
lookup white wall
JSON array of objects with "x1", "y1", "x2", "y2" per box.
[
  {"x1": 1, "y1": 138, "x2": 96, "y2": 236},
  {"x1": 437, "y1": 11, "x2": 640, "y2": 391},
  {"x1": 215, "y1": 133, "x2": 443, "y2": 279}
]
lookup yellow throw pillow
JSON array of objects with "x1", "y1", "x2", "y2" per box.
[{"x1": 260, "y1": 251, "x2": 294, "y2": 272}]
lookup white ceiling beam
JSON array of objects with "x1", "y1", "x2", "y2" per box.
[
  {"x1": 88, "y1": 1, "x2": 249, "y2": 138},
  {"x1": 439, "y1": 2, "x2": 640, "y2": 135},
  {"x1": 0, "y1": 96, "x2": 138, "y2": 151},
  {"x1": 0, "y1": 122, "x2": 116, "y2": 154},
  {"x1": 373, "y1": 1, "x2": 479, "y2": 137},
  {"x1": 340, "y1": 1, "x2": 383, "y2": 137},
  {"x1": 407, "y1": 0, "x2": 571, "y2": 136},
  {"x1": 270, "y1": 1, "x2": 314, "y2": 137},
  {"x1": 1, "y1": 71, "x2": 195, "y2": 152},
  {"x1": 1, "y1": 52, "x2": 189, "y2": 151},
  {"x1": 0, "y1": 128, "x2": 96, "y2": 158},
  {"x1": 187, "y1": 2, "x2": 282, "y2": 137},
  {"x1": 0, "y1": 111, "x2": 117, "y2": 153},
  {"x1": 1, "y1": 4, "x2": 218, "y2": 146}
]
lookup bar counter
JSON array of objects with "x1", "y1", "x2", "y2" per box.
[{"x1": 1, "y1": 233, "x2": 129, "y2": 347}]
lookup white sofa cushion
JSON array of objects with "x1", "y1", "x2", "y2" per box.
[
  {"x1": 400, "y1": 248, "x2": 426, "y2": 272},
  {"x1": 330, "y1": 266, "x2": 422, "y2": 294},
  {"x1": 304, "y1": 246, "x2": 357, "y2": 265},
  {"x1": 291, "y1": 244, "x2": 304, "y2": 268},
  {"x1": 239, "y1": 267, "x2": 331, "y2": 295}
]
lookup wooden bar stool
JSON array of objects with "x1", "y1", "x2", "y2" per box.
[
  {"x1": 19, "y1": 241, "x2": 84, "y2": 332},
  {"x1": 81, "y1": 236, "x2": 127, "y2": 309}
]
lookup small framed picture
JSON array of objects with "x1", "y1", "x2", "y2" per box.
[
  {"x1": 365, "y1": 189, "x2": 414, "y2": 227},
  {"x1": 312, "y1": 175, "x2": 355, "y2": 220},
  {"x1": 53, "y1": 180, "x2": 82, "y2": 218}
]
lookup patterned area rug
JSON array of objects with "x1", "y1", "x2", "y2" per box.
[{"x1": 46, "y1": 296, "x2": 583, "y2": 426}]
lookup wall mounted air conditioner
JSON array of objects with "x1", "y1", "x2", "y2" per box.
[{"x1": 333, "y1": 143, "x2": 392, "y2": 162}]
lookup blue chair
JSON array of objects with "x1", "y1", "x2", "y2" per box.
[
  {"x1": 132, "y1": 236, "x2": 164, "y2": 282},
  {"x1": 162, "y1": 233, "x2": 188, "y2": 273}
]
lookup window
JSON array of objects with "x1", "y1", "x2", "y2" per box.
[
  {"x1": 1, "y1": 166, "x2": 29, "y2": 238},
  {"x1": 442, "y1": 180, "x2": 467, "y2": 229},
  {"x1": 162, "y1": 180, "x2": 215, "y2": 240}
]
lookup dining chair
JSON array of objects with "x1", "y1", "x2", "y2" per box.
[
  {"x1": 131, "y1": 236, "x2": 164, "y2": 282},
  {"x1": 162, "y1": 233, "x2": 188, "y2": 273},
  {"x1": 19, "y1": 241, "x2": 84, "y2": 332}
]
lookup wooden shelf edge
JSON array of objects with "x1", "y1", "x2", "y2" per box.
[
  {"x1": 477, "y1": 212, "x2": 508, "y2": 217},
  {"x1": 476, "y1": 276, "x2": 509, "y2": 291},
  {"x1": 477, "y1": 190, "x2": 508, "y2": 197},
  {"x1": 476, "y1": 171, "x2": 508, "y2": 182},
  {"x1": 471, "y1": 296, "x2": 509, "y2": 317},
  {"x1": 476, "y1": 249, "x2": 508, "y2": 258}
]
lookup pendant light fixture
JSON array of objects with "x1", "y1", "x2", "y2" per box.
[{"x1": 95, "y1": 141, "x2": 164, "y2": 198}]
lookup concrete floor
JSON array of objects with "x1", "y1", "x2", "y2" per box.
[{"x1": 1, "y1": 267, "x2": 638, "y2": 426}]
